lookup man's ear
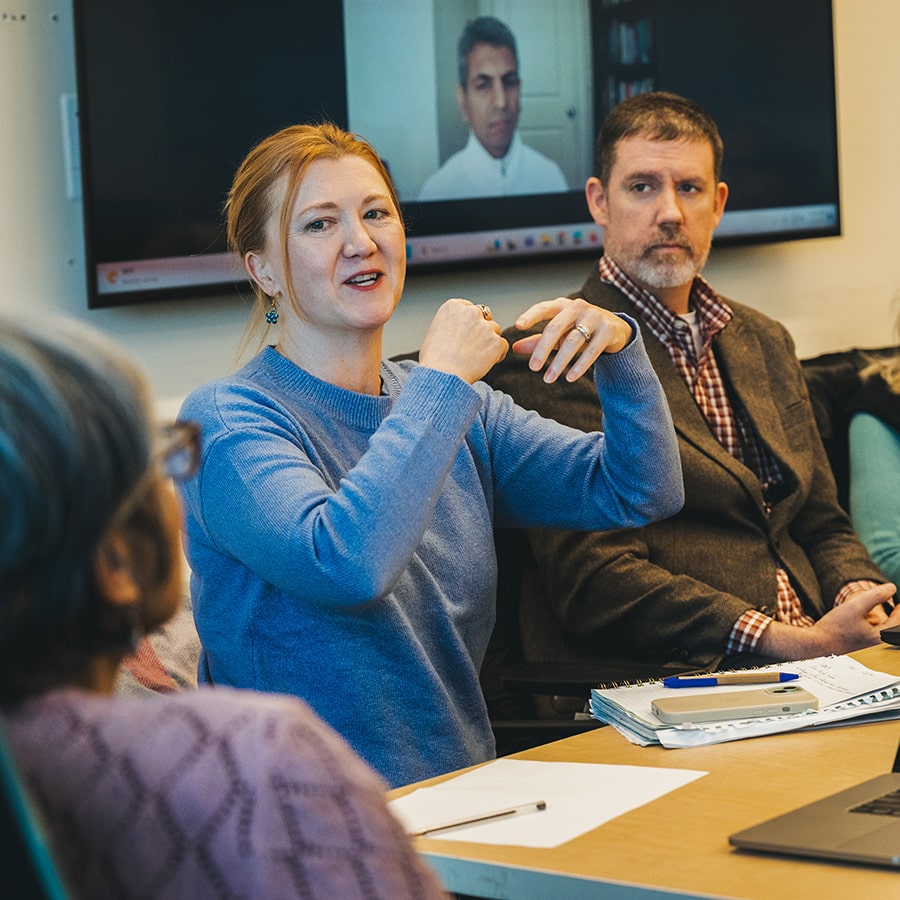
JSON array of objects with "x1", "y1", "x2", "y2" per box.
[
  {"x1": 93, "y1": 531, "x2": 141, "y2": 608},
  {"x1": 585, "y1": 177, "x2": 608, "y2": 227},
  {"x1": 455, "y1": 84, "x2": 470, "y2": 125},
  {"x1": 712, "y1": 180, "x2": 729, "y2": 227}
]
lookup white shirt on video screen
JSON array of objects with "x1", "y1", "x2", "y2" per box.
[{"x1": 418, "y1": 131, "x2": 568, "y2": 201}]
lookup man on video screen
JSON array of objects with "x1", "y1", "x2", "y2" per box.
[{"x1": 419, "y1": 16, "x2": 568, "y2": 201}]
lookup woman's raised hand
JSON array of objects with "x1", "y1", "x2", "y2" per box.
[
  {"x1": 418, "y1": 299, "x2": 509, "y2": 384},
  {"x1": 511, "y1": 297, "x2": 633, "y2": 383}
]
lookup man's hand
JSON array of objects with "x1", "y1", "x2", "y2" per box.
[{"x1": 758, "y1": 583, "x2": 900, "y2": 659}]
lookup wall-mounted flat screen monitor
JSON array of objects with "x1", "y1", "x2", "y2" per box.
[{"x1": 73, "y1": 0, "x2": 839, "y2": 308}]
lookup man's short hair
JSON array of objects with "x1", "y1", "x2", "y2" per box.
[
  {"x1": 595, "y1": 91, "x2": 724, "y2": 184},
  {"x1": 457, "y1": 16, "x2": 518, "y2": 87}
]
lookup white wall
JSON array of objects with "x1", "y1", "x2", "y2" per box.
[
  {"x1": 345, "y1": 0, "x2": 440, "y2": 200},
  {"x1": 1, "y1": 0, "x2": 898, "y2": 410}
]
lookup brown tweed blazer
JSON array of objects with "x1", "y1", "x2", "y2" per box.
[{"x1": 485, "y1": 265, "x2": 885, "y2": 670}]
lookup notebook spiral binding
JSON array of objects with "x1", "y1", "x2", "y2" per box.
[{"x1": 595, "y1": 662, "x2": 775, "y2": 691}]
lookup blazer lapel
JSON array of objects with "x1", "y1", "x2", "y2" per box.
[
  {"x1": 624, "y1": 302, "x2": 763, "y2": 497},
  {"x1": 584, "y1": 270, "x2": 772, "y2": 503},
  {"x1": 715, "y1": 315, "x2": 794, "y2": 474}
]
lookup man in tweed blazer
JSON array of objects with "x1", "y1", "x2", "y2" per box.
[{"x1": 486, "y1": 93, "x2": 899, "y2": 671}]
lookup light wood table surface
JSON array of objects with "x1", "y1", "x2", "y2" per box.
[{"x1": 391, "y1": 644, "x2": 900, "y2": 899}]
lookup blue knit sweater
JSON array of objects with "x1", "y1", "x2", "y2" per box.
[{"x1": 178, "y1": 330, "x2": 682, "y2": 787}]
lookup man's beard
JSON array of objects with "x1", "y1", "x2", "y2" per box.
[{"x1": 612, "y1": 228, "x2": 712, "y2": 292}]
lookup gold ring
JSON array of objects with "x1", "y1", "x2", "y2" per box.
[
  {"x1": 476, "y1": 304, "x2": 492, "y2": 321},
  {"x1": 573, "y1": 323, "x2": 593, "y2": 342}
]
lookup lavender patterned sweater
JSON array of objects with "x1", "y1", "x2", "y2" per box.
[{"x1": 4, "y1": 687, "x2": 447, "y2": 898}]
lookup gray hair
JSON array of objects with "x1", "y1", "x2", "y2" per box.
[
  {"x1": 0, "y1": 316, "x2": 155, "y2": 702},
  {"x1": 457, "y1": 16, "x2": 517, "y2": 87}
]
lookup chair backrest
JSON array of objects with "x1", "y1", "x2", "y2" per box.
[{"x1": 479, "y1": 527, "x2": 539, "y2": 721}]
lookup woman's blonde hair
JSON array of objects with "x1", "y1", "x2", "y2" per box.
[
  {"x1": 860, "y1": 354, "x2": 900, "y2": 394},
  {"x1": 225, "y1": 122, "x2": 402, "y2": 347},
  {"x1": 860, "y1": 303, "x2": 900, "y2": 394}
]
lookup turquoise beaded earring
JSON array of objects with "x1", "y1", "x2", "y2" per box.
[{"x1": 265, "y1": 294, "x2": 279, "y2": 325}]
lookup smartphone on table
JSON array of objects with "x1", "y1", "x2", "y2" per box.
[{"x1": 651, "y1": 685, "x2": 818, "y2": 725}]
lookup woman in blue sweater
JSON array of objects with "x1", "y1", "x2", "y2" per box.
[{"x1": 178, "y1": 122, "x2": 683, "y2": 787}]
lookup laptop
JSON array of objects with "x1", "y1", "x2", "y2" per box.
[{"x1": 729, "y1": 736, "x2": 900, "y2": 868}]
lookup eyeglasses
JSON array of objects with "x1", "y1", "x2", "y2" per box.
[
  {"x1": 154, "y1": 421, "x2": 201, "y2": 482},
  {"x1": 109, "y1": 420, "x2": 201, "y2": 528}
]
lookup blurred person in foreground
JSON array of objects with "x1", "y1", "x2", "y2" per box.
[{"x1": 0, "y1": 315, "x2": 448, "y2": 899}]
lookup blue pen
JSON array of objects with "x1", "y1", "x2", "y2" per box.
[{"x1": 662, "y1": 671, "x2": 800, "y2": 688}]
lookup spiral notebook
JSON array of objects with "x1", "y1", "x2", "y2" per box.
[{"x1": 590, "y1": 655, "x2": 900, "y2": 748}]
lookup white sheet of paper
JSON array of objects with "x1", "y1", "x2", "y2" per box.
[{"x1": 389, "y1": 758, "x2": 706, "y2": 848}]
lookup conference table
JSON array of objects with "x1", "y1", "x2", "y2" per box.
[{"x1": 390, "y1": 644, "x2": 900, "y2": 899}]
